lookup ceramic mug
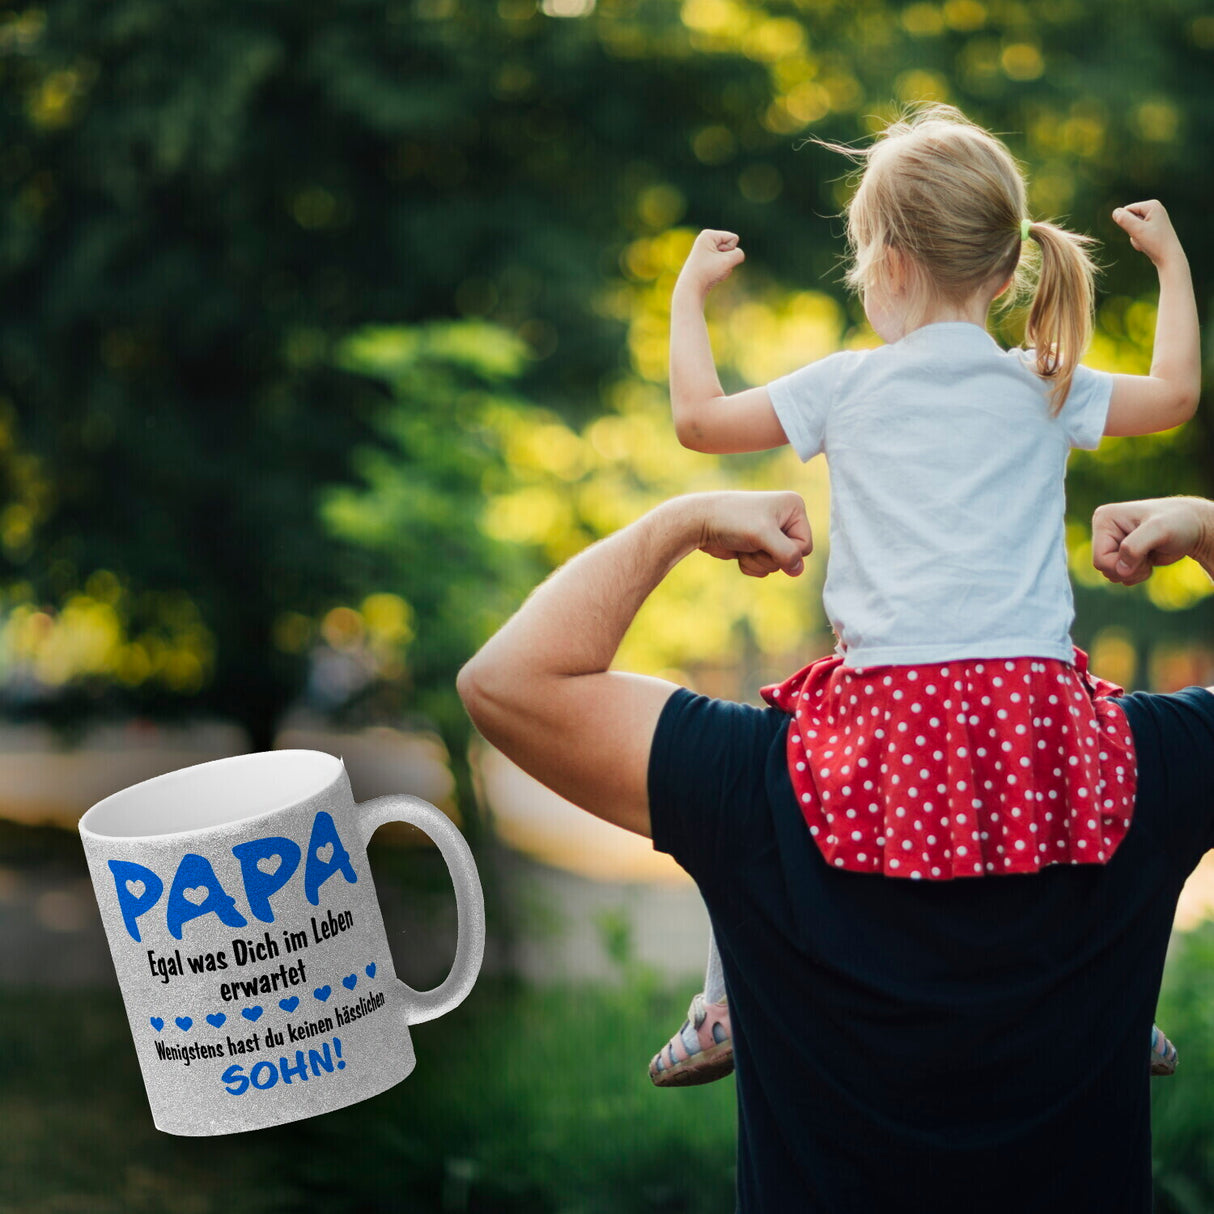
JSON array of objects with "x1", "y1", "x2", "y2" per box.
[{"x1": 79, "y1": 749, "x2": 484, "y2": 1136}]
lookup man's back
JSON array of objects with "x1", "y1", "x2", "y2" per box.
[{"x1": 649, "y1": 686, "x2": 1214, "y2": 1213}]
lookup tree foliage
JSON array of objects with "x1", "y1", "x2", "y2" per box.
[{"x1": 0, "y1": 0, "x2": 1211, "y2": 749}]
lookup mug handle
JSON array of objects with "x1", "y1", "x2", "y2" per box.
[{"x1": 355, "y1": 794, "x2": 485, "y2": 1026}]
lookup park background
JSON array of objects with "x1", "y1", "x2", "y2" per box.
[{"x1": 4, "y1": 0, "x2": 1214, "y2": 1210}]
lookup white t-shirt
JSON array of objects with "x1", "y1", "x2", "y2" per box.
[{"x1": 767, "y1": 321, "x2": 1113, "y2": 668}]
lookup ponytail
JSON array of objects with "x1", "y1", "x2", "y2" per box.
[
  {"x1": 823, "y1": 105, "x2": 1101, "y2": 412},
  {"x1": 1022, "y1": 221, "x2": 1098, "y2": 414}
]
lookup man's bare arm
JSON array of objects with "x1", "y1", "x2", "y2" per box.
[{"x1": 457, "y1": 491, "x2": 813, "y2": 838}]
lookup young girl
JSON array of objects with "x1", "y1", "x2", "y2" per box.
[{"x1": 650, "y1": 104, "x2": 1199, "y2": 1087}]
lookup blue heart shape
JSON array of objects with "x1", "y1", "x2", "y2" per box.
[
  {"x1": 365, "y1": 962, "x2": 376, "y2": 979},
  {"x1": 175, "y1": 1016, "x2": 193, "y2": 1032},
  {"x1": 206, "y1": 1012, "x2": 226, "y2": 1029},
  {"x1": 241, "y1": 1006, "x2": 263, "y2": 1022},
  {"x1": 279, "y1": 996, "x2": 299, "y2": 1013},
  {"x1": 314, "y1": 985, "x2": 332, "y2": 1002},
  {"x1": 149, "y1": 1017, "x2": 164, "y2": 1032},
  {"x1": 342, "y1": 973, "x2": 357, "y2": 990}
]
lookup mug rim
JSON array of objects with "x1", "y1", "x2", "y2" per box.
[{"x1": 79, "y1": 748, "x2": 346, "y2": 843}]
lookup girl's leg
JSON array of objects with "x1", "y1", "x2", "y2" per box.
[
  {"x1": 649, "y1": 924, "x2": 734, "y2": 1087},
  {"x1": 703, "y1": 926, "x2": 727, "y2": 1004}
]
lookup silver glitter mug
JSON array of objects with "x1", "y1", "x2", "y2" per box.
[{"x1": 79, "y1": 749, "x2": 485, "y2": 1136}]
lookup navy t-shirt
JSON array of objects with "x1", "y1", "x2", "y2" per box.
[{"x1": 648, "y1": 685, "x2": 1214, "y2": 1213}]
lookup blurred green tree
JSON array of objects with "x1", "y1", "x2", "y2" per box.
[
  {"x1": 0, "y1": 0, "x2": 1210, "y2": 758},
  {"x1": 318, "y1": 321, "x2": 553, "y2": 742}
]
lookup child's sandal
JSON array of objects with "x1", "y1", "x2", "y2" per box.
[
  {"x1": 1151, "y1": 1023, "x2": 1178, "y2": 1077},
  {"x1": 649, "y1": 993, "x2": 733, "y2": 1087}
]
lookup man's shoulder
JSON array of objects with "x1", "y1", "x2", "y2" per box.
[
  {"x1": 1119, "y1": 684, "x2": 1214, "y2": 740},
  {"x1": 649, "y1": 689, "x2": 790, "y2": 800},
  {"x1": 648, "y1": 690, "x2": 792, "y2": 882},
  {"x1": 1116, "y1": 685, "x2": 1214, "y2": 870}
]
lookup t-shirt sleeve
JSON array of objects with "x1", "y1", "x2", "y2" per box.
[
  {"x1": 648, "y1": 689, "x2": 786, "y2": 888},
  {"x1": 1060, "y1": 363, "x2": 1114, "y2": 449},
  {"x1": 1118, "y1": 686, "x2": 1214, "y2": 874},
  {"x1": 766, "y1": 352, "x2": 851, "y2": 461}
]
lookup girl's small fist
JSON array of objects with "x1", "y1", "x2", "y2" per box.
[
  {"x1": 1113, "y1": 200, "x2": 1182, "y2": 267},
  {"x1": 679, "y1": 229, "x2": 746, "y2": 294}
]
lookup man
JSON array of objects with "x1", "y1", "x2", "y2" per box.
[{"x1": 458, "y1": 491, "x2": 1214, "y2": 1213}]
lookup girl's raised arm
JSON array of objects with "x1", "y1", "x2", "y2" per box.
[
  {"x1": 1103, "y1": 202, "x2": 1200, "y2": 437},
  {"x1": 670, "y1": 230, "x2": 789, "y2": 454}
]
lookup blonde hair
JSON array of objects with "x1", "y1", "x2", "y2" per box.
[{"x1": 825, "y1": 104, "x2": 1097, "y2": 412}]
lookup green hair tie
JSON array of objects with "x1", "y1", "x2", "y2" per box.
[{"x1": 1021, "y1": 218, "x2": 1032, "y2": 242}]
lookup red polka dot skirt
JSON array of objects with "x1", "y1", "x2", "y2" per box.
[{"x1": 760, "y1": 649, "x2": 1136, "y2": 880}]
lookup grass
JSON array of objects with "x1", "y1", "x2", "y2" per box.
[
  {"x1": 1149, "y1": 924, "x2": 1214, "y2": 1214},
  {"x1": 0, "y1": 976, "x2": 737, "y2": 1214}
]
